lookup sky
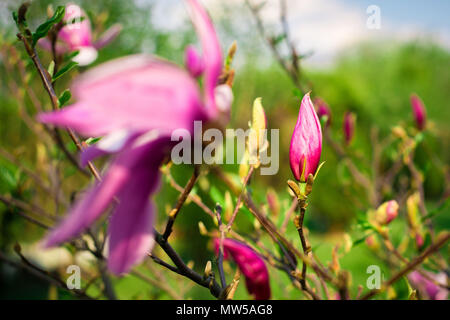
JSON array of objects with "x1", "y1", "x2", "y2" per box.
[
  {"x1": 148, "y1": 0, "x2": 450, "y2": 66},
  {"x1": 1, "y1": 0, "x2": 449, "y2": 66}
]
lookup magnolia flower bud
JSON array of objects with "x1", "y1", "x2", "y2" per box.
[
  {"x1": 314, "y1": 97, "x2": 331, "y2": 126},
  {"x1": 252, "y1": 97, "x2": 267, "y2": 150},
  {"x1": 343, "y1": 111, "x2": 356, "y2": 145},
  {"x1": 214, "y1": 238, "x2": 271, "y2": 300},
  {"x1": 365, "y1": 234, "x2": 379, "y2": 250},
  {"x1": 289, "y1": 93, "x2": 323, "y2": 182},
  {"x1": 184, "y1": 45, "x2": 204, "y2": 77},
  {"x1": 410, "y1": 93, "x2": 426, "y2": 131},
  {"x1": 266, "y1": 188, "x2": 280, "y2": 217},
  {"x1": 375, "y1": 200, "x2": 399, "y2": 225}
]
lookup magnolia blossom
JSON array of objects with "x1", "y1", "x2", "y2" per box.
[
  {"x1": 343, "y1": 111, "x2": 356, "y2": 145},
  {"x1": 289, "y1": 93, "x2": 323, "y2": 182},
  {"x1": 408, "y1": 271, "x2": 448, "y2": 300},
  {"x1": 39, "y1": 0, "x2": 232, "y2": 275},
  {"x1": 410, "y1": 93, "x2": 427, "y2": 131},
  {"x1": 314, "y1": 97, "x2": 331, "y2": 126},
  {"x1": 215, "y1": 239, "x2": 271, "y2": 300},
  {"x1": 39, "y1": 3, "x2": 122, "y2": 66}
]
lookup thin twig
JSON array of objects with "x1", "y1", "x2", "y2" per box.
[
  {"x1": 360, "y1": 232, "x2": 450, "y2": 300},
  {"x1": 162, "y1": 165, "x2": 199, "y2": 241}
]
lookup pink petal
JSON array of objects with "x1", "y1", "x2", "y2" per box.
[
  {"x1": 343, "y1": 111, "x2": 356, "y2": 145},
  {"x1": 38, "y1": 55, "x2": 207, "y2": 137},
  {"x1": 215, "y1": 238, "x2": 271, "y2": 300},
  {"x1": 43, "y1": 161, "x2": 130, "y2": 247},
  {"x1": 58, "y1": 4, "x2": 93, "y2": 50},
  {"x1": 43, "y1": 134, "x2": 169, "y2": 248},
  {"x1": 107, "y1": 138, "x2": 168, "y2": 275},
  {"x1": 289, "y1": 93, "x2": 322, "y2": 181},
  {"x1": 184, "y1": 45, "x2": 205, "y2": 77},
  {"x1": 107, "y1": 168, "x2": 158, "y2": 275},
  {"x1": 410, "y1": 93, "x2": 426, "y2": 130}
]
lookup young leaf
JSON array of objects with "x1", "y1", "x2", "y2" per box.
[
  {"x1": 32, "y1": 6, "x2": 65, "y2": 47},
  {"x1": 85, "y1": 137, "x2": 102, "y2": 145},
  {"x1": 58, "y1": 89, "x2": 72, "y2": 107},
  {"x1": 47, "y1": 60, "x2": 55, "y2": 77},
  {"x1": 52, "y1": 61, "x2": 78, "y2": 81}
]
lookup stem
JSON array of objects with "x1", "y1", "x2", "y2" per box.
[
  {"x1": 16, "y1": 33, "x2": 102, "y2": 182},
  {"x1": 227, "y1": 165, "x2": 255, "y2": 229},
  {"x1": 295, "y1": 201, "x2": 310, "y2": 290},
  {"x1": 215, "y1": 205, "x2": 227, "y2": 288},
  {"x1": 0, "y1": 249, "x2": 93, "y2": 299},
  {"x1": 162, "y1": 165, "x2": 199, "y2": 241},
  {"x1": 153, "y1": 231, "x2": 222, "y2": 298}
]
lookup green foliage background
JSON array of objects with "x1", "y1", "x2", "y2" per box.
[{"x1": 0, "y1": 0, "x2": 448, "y2": 299}]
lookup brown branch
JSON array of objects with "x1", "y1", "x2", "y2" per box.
[
  {"x1": 153, "y1": 230, "x2": 223, "y2": 298},
  {"x1": 227, "y1": 165, "x2": 255, "y2": 229},
  {"x1": 16, "y1": 33, "x2": 101, "y2": 182},
  {"x1": 0, "y1": 250, "x2": 93, "y2": 299},
  {"x1": 162, "y1": 165, "x2": 200, "y2": 241},
  {"x1": 360, "y1": 232, "x2": 450, "y2": 300}
]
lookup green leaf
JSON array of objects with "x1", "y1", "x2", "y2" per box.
[
  {"x1": 32, "y1": 6, "x2": 65, "y2": 47},
  {"x1": 47, "y1": 61, "x2": 55, "y2": 77},
  {"x1": 210, "y1": 186, "x2": 224, "y2": 205},
  {"x1": 65, "y1": 50, "x2": 80, "y2": 61},
  {"x1": 12, "y1": 11, "x2": 19, "y2": 27},
  {"x1": 0, "y1": 165, "x2": 18, "y2": 193},
  {"x1": 52, "y1": 61, "x2": 78, "y2": 81},
  {"x1": 352, "y1": 235, "x2": 369, "y2": 247},
  {"x1": 85, "y1": 137, "x2": 102, "y2": 145},
  {"x1": 58, "y1": 89, "x2": 72, "y2": 107}
]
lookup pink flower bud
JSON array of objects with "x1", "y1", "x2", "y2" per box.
[
  {"x1": 214, "y1": 238, "x2": 271, "y2": 300},
  {"x1": 184, "y1": 45, "x2": 205, "y2": 77},
  {"x1": 415, "y1": 233, "x2": 424, "y2": 248},
  {"x1": 38, "y1": 4, "x2": 121, "y2": 66},
  {"x1": 375, "y1": 200, "x2": 399, "y2": 225},
  {"x1": 343, "y1": 111, "x2": 356, "y2": 145},
  {"x1": 314, "y1": 97, "x2": 331, "y2": 126},
  {"x1": 289, "y1": 93, "x2": 323, "y2": 182},
  {"x1": 410, "y1": 93, "x2": 426, "y2": 131}
]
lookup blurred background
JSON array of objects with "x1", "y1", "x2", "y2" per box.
[{"x1": 0, "y1": 0, "x2": 449, "y2": 299}]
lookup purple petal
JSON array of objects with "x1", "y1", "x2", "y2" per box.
[
  {"x1": 80, "y1": 129, "x2": 140, "y2": 166},
  {"x1": 289, "y1": 93, "x2": 322, "y2": 181},
  {"x1": 94, "y1": 24, "x2": 122, "y2": 49},
  {"x1": 184, "y1": 45, "x2": 205, "y2": 77},
  {"x1": 43, "y1": 160, "x2": 130, "y2": 247},
  {"x1": 44, "y1": 133, "x2": 169, "y2": 248},
  {"x1": 107, "y1": 167, "x2": 158, "y2": 275},
  {"x1": 408, "y1": 271, "x2": 448, "y2": 300},
  {"x1": 343, "y1": 111, "x2": 356, "y2": 145},
  {"x1": 107, "y1": 137, "x2": 168, "y2": 275},
  {"x1": 215, "y1": 238, "x2": 271, "y2": 300},
  {"x1": 186, "y1": 0, "x2": 222, "y2": 117}
]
